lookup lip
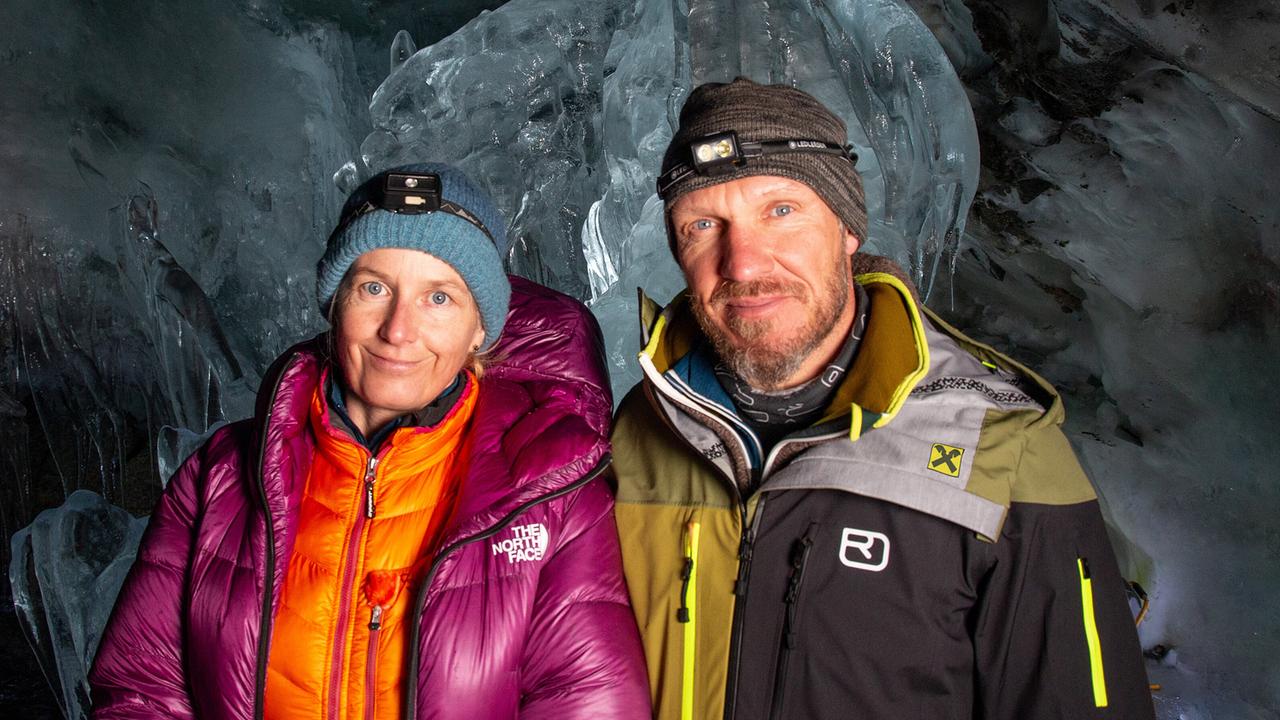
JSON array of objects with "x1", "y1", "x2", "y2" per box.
[
  {"x1": 365, "y1": 351, "x2": 423, "y2": 373},
  {"x1": 722, "y1": 295, "x2": 792, "y2": 318}
]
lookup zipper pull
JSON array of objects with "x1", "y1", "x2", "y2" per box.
[
  {"x1": 677, "y1": 557, "x2": 693, "y2": 623},
  {"x1": 733, "y1": 531, "x2": 755, "y2": 596},
  {"x1": 782, "y1": 527, "x2": 817, "y2": 648},
  {"x1": 368, "y1": 604, "x2": 383, "y2": 631},
  {"x1": 364, "y1": 456, "x2": 379, "y2": 519}
]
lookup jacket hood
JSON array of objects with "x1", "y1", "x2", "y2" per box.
[
  {"x1": 632, "y1": 254, "x2": 1083, "y2": 539},
  {"x1": 637, "y1": 254, "x2": 933, "y2": 441},
  {"x1": 636, "y1": 253, "x2": 1069, "y2": 436}
]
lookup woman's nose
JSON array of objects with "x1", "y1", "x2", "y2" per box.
[{"x1": 379, "y1": 297, "x2": 417, "y2": 344}]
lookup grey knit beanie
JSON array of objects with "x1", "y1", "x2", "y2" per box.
[
  {"x1": 659, "y1": 77, "x2": 867, "y2": 243},
  {"x1": 316, "y1": 162, "x2": 511, "y2": 350}
]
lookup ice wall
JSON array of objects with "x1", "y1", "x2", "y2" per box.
[
  {"x1": 0, "y1": 2, "x2": 371, "y2": 712},
  {"x1": 9, "y1": 492, "x2": 146, "y2": 719},
  {"x1": 0, "y1": 0, "x2": 370, "y2": 540},
  {"x1": 913, "y1": 1, "x2": 1280, "y2": 716},
  {"x1": 1, "y1": 0, "x2": 1277, "y2": 718},
  {"x1": 351, "y1": 0, "x2": 980, "y2": 395}
]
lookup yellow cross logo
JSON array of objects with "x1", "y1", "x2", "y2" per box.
[{"x1": 929, "y1": 443, "x2": 965, "y2": 477}]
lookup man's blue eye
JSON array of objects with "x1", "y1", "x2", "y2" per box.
[
  {"x1": 694, "y1": 219, "x2": 714, "y2": 230},
  {"x1": 364, "y1": 282, "x2": 384, "y2": 295},
  {"x1": 773, "y1": 205, "x2": 793, "y2": 216},
  {"x1": 430, "y1": 291, "x2": 449, "y2": 305}
]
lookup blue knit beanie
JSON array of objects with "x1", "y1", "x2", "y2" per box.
[{"x1": 316, "y1": 163, "x2": 511, "y2": 350}]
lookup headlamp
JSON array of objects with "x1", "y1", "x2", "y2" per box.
[
  {"x1": 690, "y1": 131, "x2": 745, "y2": 176},
  {"x1": 382, "y1": 172, "x2": 443, "y2": 212},
  {"x1": 657, "y1": 131, "x2": 859, "y2": 198},
  {"x1": 334, "y1": 172, "x2": 495, "y2": 245}
]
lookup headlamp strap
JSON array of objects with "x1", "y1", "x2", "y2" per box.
[
  {"x1": 333, "y1": 173, "x2": 496, "y2": 246},
  {"x1": 656, "y1": 135, "x2": 859, "y2": 197}
]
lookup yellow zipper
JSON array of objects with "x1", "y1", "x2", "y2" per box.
[
  {"x1": 1077, "y1": 557, "x2": 1108, "y2": 707},
  {"x1": 680, "y1": 521, "x2": 701, "y2": 720}
]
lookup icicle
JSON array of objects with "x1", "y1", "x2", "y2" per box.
[{"x1": 389, "y1": 30, "x2": 417, "y2": 75}]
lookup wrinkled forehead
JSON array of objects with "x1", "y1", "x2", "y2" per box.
[{"x1": 668, "y1": 174, "x2": 834, "y2": 215}]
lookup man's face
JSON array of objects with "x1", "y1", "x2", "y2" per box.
[{"x1": 669, "y1": 175, "x2": 860, "y2": 391}]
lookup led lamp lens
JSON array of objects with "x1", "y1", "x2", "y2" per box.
[{"x1": 689, "y1": 131, "x2": 742, "y2": 176}]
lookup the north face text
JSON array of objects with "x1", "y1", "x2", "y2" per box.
[{"x1": 492, "y1": 523, "x2": 548, "y2": 563}]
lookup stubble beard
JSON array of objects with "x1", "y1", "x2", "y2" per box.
[{"x1": 690, "y1": 261, "x2": 851, "y2": 392}]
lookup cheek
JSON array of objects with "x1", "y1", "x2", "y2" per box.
[{"x1": 679, "y1": 250, "x2": 720, "y2": 292}]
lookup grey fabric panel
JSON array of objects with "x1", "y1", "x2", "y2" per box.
[
  {"x1": 766, "y1": 453, "x2": 1006, "y2": 538},
  {"x1": 652, "y1": 388, "x2": 740, "y2": 482},
  {"x1": 914, "y1": 318, "x2": 1042, "y2": 410},
  {"x1": 763, "y1": 392, "x2": 1006, "y2": 537}
]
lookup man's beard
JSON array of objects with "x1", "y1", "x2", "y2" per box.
[{"x1": 690, "y1": 263, "x2": 850, "y2": 391}]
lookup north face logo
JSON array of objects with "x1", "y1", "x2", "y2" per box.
[
  {"x1": 839, "y1": 528, "x2": 890, "y2": 572},
  {"x1": 492, "y1": 523, "x2": 548, "y2": 563}
]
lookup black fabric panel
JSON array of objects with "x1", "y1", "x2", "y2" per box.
[
  {"x1": 726, "y1": 490, "x2": 1153, "y2": 720},
  {"x1": 973, "y1": 501, "x2": 1155, "y2": 720},
  {"x1": 731, "y1": 488, "x2": 991, "y2": 720}
]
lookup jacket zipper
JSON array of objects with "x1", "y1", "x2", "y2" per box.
[
  {"x1": 401, "y1": 455, "x2": 612, "y2": 720},
  {"x1": 722, "y1": 494, "x2": 766, "y2": 720},
  {"x1": 252, "y1": 346, "x2": 305, "y2": 720},
  {"x1": 769, "y1": 525, "x2": 816, "y2": 720},
  {"x1": 1077, "y1": 557, "x2": 1109, "y2": 708},
  {"x1": 678, "y1": 521, "x2": 702, "y2": 720},
  {"x1": 328, "y1": 454, "x2": 380, "y2": 720},
  {"x1": 365, "y1": 605, "x2": 384, "y2": 720}
]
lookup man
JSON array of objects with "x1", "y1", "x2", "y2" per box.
[{"x1": 611, "y1": 77, "x2": 1154, "y2": 720}]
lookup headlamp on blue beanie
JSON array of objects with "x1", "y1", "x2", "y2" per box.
[{"x1": 316, "y1": 162, "x2": 512, "y2": 351}]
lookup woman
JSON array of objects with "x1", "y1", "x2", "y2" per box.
[{"x1": 89, "y1": 163, "x2": 650, "y2": 719}]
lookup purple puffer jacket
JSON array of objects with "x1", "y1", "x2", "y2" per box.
[{"x1": 89, "y1": 276, "x2": 650, "y2": 720}]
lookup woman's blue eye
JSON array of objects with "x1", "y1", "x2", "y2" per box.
[
  {"x1": 430, "y1": 291, "x2": 449, "y2": 305},
  {"x1": 364, "y1": 281, "x2": 384, "y2": 296}
]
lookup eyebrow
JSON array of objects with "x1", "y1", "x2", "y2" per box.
[
  {"x1": 349, "y1": 267, "x2": 394, "y2": 282},
  {"x1": 349, "y1": 268, "x2": 469, "y2": 293}
]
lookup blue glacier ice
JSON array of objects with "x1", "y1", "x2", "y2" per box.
[
  {"x1": 1, "y1": 0, "x2": 1277, "y2": 718},
  {"x1": 9, "y1": 491, "x2": 146, "y2": 719},
  {"x1": 350, "y1": 0, "x2": 980, "y2": 395}
]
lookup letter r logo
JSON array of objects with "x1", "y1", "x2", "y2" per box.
[{"x1": 839, "y1": 528, "x2": 890, "y2": 572}]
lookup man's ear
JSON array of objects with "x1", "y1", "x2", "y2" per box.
[{"x1": 843, "y1": 224, "x2": 861, "y2": 255}]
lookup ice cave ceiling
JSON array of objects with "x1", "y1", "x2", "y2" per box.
[{"x1": 0, "y1": 0, "x2": 1277, "y2": 717}]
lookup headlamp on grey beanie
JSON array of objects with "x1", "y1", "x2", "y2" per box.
[
  {"x1": 659, "y1": 77, "x2": 868, "y2": 244},
  {"x1": 657, "y1": 131, "x2": 857, "y2": 195},
  {"x1": 316, "y1": 162, "x2": 512, "y2": 351}
]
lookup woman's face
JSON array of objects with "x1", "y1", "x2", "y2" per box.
[{"x1": 335, "y1": 247, "x2": 485, "y2": 435}]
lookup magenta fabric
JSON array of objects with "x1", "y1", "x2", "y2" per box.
[{"x1": 89, "y1": 276, "x2": 650, "y2": 720}]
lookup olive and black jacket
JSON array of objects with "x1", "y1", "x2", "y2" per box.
[{"x1": 611, "y1": 264, "x2": 1155, "y2": 720}]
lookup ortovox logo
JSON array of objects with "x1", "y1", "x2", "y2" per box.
[
  {"x1": 492, "y1": 523, "x2": 548, "y2": 563},
  {"x1": 928, "y1": 443, "x2": 965, "y2": 478},
  {"x1": 839, "y1": 528, "x2": 890, "y2": 572}
]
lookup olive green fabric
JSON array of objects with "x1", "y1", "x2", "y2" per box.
[{"x1": 614, "y1": 268, "x2": 1114, "y2": 719}]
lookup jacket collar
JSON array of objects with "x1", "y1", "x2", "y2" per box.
[
  {"x1": 254, "y1": 277, "x2": 614, "y2": 551},
  {"x1": 639, "y1": 271, "x2": 932, "y2": 441}
]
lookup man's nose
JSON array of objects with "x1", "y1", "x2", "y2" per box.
[{"x1": 718, "y1": 222, "x2": 774, "y2": 282}]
